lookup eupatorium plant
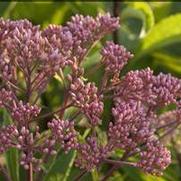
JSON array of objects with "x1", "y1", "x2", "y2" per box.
[{"x1": 0, "y1": 13, "x2": 180, "y2": 181}]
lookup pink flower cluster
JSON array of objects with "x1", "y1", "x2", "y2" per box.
[
  {"x1": 0, "y1": 124, "x2": 42, "y2": 171},
  {"x1": 137, "y1": 140, "x2": 171, "y2": 176},
  {"x1": 113, "y1": 68, "x2": 155, "y2": 105},
  {"x1": 108, "y1": 101, "x2": 155, "y2": 151},
  {"x1": 152, "y1": 73, "x2": 181, "y2": 106},
  {"x1": 0, "y1": 125, "x2": 18, "y2": 153},
  {"x1": 43, "y1": 13, "x2": 119, "y2": 66},
  {"x1": 108, "y1": 65, "x2": 180, "y2": 174},
  {"x1": 48, "y1": 119, "x2": 78, "y2": 153},
  {"x1": 0, "y1": 13, "x2": 180, "y2": 178},
  {"x1": 0, "y1": 13, "x2": 118, "y2": 94},
  {"x1": 69, "y1": 78, "x2": 103, "y2": 125},
  {"x1": 101, "y1": 41, "x2": 133, "y2": 74},
  {"x1": 75, "y1": 136, "x2": 109, "y2": 170},
  {"x1": 11, "y1": 101, "x2": 40, "y2": 125},
  {"x1": 114, "y1": 68, "x2": 181, "y2": 107}
]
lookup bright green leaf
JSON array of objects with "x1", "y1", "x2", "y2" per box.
[
  {"x1": 91, "y1": 169, "x2": 99, "y2": 181},
  {"x1": 152, "y1": 52, "x2": 181, "y2": 75},
  {"x1": 141, "y1": 174, "x2": 168, "y2": 181},
  {"x1": 122, "y1": 2, "x2": 154, "y2": 37},
  {"x1": 2, "y1": 2, "x2": 16, "y2": 18},
  {"x1": 7, "y1": 2, "x2": 64, "y2": 25},
  {"x1": 137, "y1": 14, "x2": 181, "y2": 59}
]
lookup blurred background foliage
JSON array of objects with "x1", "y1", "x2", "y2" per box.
[{"x1": 0, "y1": 1, "x2": 181, "y2": 181}]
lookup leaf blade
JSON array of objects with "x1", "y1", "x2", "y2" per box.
[
  {"x1": 138, "y1": 14, "x2": 181, "y2": 58},
  {"x1": 3, "y1": 110, "x2": 19, "y2": 181}
]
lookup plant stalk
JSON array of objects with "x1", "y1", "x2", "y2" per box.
[
  {"x1": 29, "y1": 163, "x2": 33, "y2": 181},
  {"x1": 113, "y1": 0, "x2": 121, "y2": 43}
]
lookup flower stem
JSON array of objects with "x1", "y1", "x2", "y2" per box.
[
  {"x1": 29, "y1": 163, "x2": 33, "y2": 181},
  {"x1": 33, "y1": 103, "x2": 72, "y2": 122},
  {"x1": 104, "y1": 159, "x2": 136, "y2": 167},
  {"x1": 157, "y1": 120, "x2": 178, "y2": 130},
  {"x1": 73, "y1": 170, "x2": 87, "y2": 181},
  {"x1": 101, "y1": 152, "x2": 131, "y2": 181},
  {"x1": 113, "y1": 0, "x2": 120, "y2": 43},
  {"x1": 101, "y1": 159, "x2": 136, "y2": 181}
]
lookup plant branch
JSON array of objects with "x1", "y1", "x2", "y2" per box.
[
  {"x1": 33, "y1": 103, "x2": 73, "y2": 122},
  {"x1": 99, "y1": 72, "x2": 109, "y2": 95},
  {"x1": 29, "y1": 163, "x2": 33, "y2": 181},
  {"x1": 156, "y1": 120, "x2": 178, "y2": 130},
  {"x1": 101, "y1": 152, "x2": 130, "y2": 181},
  {"x1": 113, "y1": 0, "x2": 121, "y2": 43},
  {"x1": 70, "y1": 110, "x2": 81, "y2": 122},
  {"x1": 104, "y1": 159, "x2": 136, "y2": 167},
  {"x1": 25, "y1": 67, "x2": 32, "y2": 102},
  {"x1": 159, "y1": 123, "x2": 180, "y2": 141},
  {"x1": 73, "y1": 170, "x2": 87, "y2": 181}
]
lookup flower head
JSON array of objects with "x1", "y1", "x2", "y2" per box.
[
  {"x1": 69, "y1": 78, "x2": 103, "y2": 125},
  {"x1": 108, "y1": 101, "x2": 155, "y2": 151},
  {"x1": 152, "y1": 73, "x2": 181, "y2": 106},
  {"x1": 137, "y1": 140, "x2": 171, "y2": 176},
  {"x1": 101, "y1": 41, "x2": 133, "y2": 74},
  {"x1": 11, "y1": 101, "x2": 40, "y2": 125},
  {"x1": 0, "y1": 125, "x2": 18, "y2": 153},
  {"x1": 113, "y1": 68, "x2": 155, "y2": 106},
  {"x1": 75, "y1": 136, "x2": 109, "y2": 171},
  {"x1": 48, "y1": 119, "x2": 77, "y2": 153}
]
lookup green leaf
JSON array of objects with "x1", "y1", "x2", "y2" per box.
[
  {"x1": 3, "y1": 110, "x2": 19, "y2": 181},
  {"x1": 44, "y1": 150, "x2": 76, "y2": 181},
  {"x1": 149, "y1": 2, "x2": 172, "y2": 23},
  {"x1": 141, "y1": 174, "x2": 168, "y2": 181},
  {"x1": 107, "y1": 171, "x2": 125, "y2": 181},
  {"x1": 122, "y1": 2, "x2": 154, "y2": 37},
  {"x1": 152, "y1": 52, "x2": 181, "y2": 75},
  {"x1": 62, "y1": 151, "x2": 77, "y2": 181},
  {"x1": 47, "y1": 173, "x2": 64, "y2": 181},
  {"x1": 66, "y1": 2, "x2": 104, "y2": 16},
  {"x1": 122, "y1": 166, "x2": 144, "y2": 181},
  {"x1": 137, "y1": 14, "x2": 181, "y2": 59},
  {"x1": 91, "y1": 169, "x2": 99, "y2": 181},
  {"x1": 2, "y1": 109, "x2": 12, "y2": 125},
  {"x1": 83, "y1": 43, "x2": 102, "y2": 70},
  {"x1": 5, "y1": 148, "x2": 19, "y2": 181},
  {"x1": 0, "y1": 2, "x2": 15, "y2": 18},
  {"x1": 6, "y1": 2, "x2": 64, "y2": 25},
  {"x1": 49, "y1": 3, "x2": 70, "y2": 25}
]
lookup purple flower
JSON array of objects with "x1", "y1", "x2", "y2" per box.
[
  {"x1": 0, "y1": 124, "x2": 42, "y2": 171},
  {"x1": 48, "y1": 119, "x2": 77, "y2": 153},
  {"x1": 69, "y1": 78, "x2": 103, "y2": 125},
  {"x1": 108, "y1": 101, "x2": 154, "y2": 151},
  {"x1": 11, "y1": 101, "x2": 40, "y2": 125},
  {"x1": 75, "y1": 136, "x2": 109, "y2": 171},
  {"x1": 101, "y1": 41, "x2": 133, "y2": 74},
  {"x1": 43, "y1": 13, "x2": 119, "y2": 65},
  {"x1": 0, "y1": 125, "x2": 18, "y2": 153},
  {"x1": 0, "y1": 88, "x2": 14, "y2": 107},
  {"x1": 0, "y1": 14, "x2": 179, "y2": 176},
  {"x1": 152, "y1": 73, "x2": 181, "y2": 106},
  {"x1": 113, "y1": 68, "x2": 155, "y2": 106},
  {"x1": 137, "y1": 140, "x2": 171, "y2": 176}
]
